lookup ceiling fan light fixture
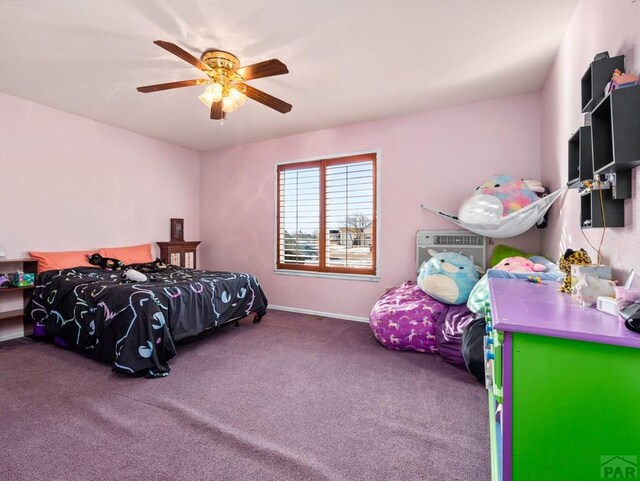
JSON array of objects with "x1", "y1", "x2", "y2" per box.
[
  {"x1": 200, "y1": 83, "x2": 247, "y2": 113},
  {"x1": 198, "y1": 83, "x2": 223, "y2": 108},
  {"x1": 222, "y1": 95, "x2": 239, "y2": 113},
  {"x1": 229, "y1": 87, "x2": 247, "y2": 106}
]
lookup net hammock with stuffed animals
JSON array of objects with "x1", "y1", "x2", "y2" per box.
[{"x1": 421, "y1": 186, "x2": 566, "y2": 238}]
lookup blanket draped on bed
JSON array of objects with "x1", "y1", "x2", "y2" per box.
[{"x1": 28, "y1": 266, "x2": 268, "y2": 376}]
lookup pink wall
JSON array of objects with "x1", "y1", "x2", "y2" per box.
[
  {"x1": 200, "y1": 92, "x2": 542, "y2": 318},
  {"x1": 541, "y1": 0, "x2": 640, "y2": 280},
  {"x1": 0, "y1": 92, "x2": 200, "y2": 339}
]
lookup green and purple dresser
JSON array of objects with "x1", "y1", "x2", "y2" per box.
[{"x1": 486, "y1": 278, "x2": 640, "y2": 481}]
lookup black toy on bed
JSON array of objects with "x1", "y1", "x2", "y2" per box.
[
  {"x1": 88, "y1": 253, "x2": 125, "y2": 271},
  {"x1": 127, "y1": 257, "x2": 169, "y2": 273}
]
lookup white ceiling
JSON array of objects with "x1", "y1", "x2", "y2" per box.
[{"x1": 0, "y1": 0, "x2": 578, "y2": 152}]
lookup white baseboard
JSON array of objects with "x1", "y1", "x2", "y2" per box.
[
  {"x1": 0, "y1": 332, "x2": 24, "y2": 342},
  {"x1": 268, "y1": 304, "x2": 369, "y2": 323}
]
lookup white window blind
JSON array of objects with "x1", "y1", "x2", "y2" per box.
[
  {"x1": 278, "y1": 165, "x2": 320, "y2": 267},
  {"x1": 325, "y1": 160, "x2": 375, "y2": 271}
]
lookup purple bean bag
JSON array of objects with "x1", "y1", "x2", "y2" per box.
[
  {"x1": 434, "y1": 304, "x2": 480, "y2": 367},
  {"x1": 369, "y1": 281, "x2": 443, "y2": 353}
]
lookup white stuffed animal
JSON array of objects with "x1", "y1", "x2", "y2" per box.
[
  {"x1": 123, "y1": 268, "x2": 148, "y2": 283},
  {"x1": 572, "y1": 274, "x2": 615, "y2": 306}
]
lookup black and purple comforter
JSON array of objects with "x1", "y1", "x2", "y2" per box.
[{"x1": 28, "y1": 266, "x2": 268, "y2": 377}]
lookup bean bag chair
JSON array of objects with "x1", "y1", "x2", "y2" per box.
[
  {"x1": 462, "y1": 317, "x2": 487, "y2": 384},
  {"x1": 369, "y1": 281, "x2": 443, "y2": 353},
  {"x1": 434, "y1": 304, "x2": 481, "y2": 367}
]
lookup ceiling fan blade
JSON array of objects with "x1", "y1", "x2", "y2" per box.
[
  {"x1": 137, "y1": 79, "x2": 210, "y2": 93},
  {"x1": 153, "y1": 40, "x2": 212, "y2": 73},
  {"x1": 210, "y1": 100, "x2": 225, "y2": 120},
  {"x1": 236, "y1": 59, "x2": 288, "y2": 80},
  {"x1": 243, "y1": 84, "x2": 292, "y2": 113}
]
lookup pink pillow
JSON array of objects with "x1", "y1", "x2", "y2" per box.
[
  {"x1": 28, "y1": 250, "x2": 94, "y2": 273},
  {"x1": 98, "y1": 244, "x2": 153, "y2": 265}
]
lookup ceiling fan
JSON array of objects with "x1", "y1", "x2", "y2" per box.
[{"x1": 137, "y1": 40, "x2": 292, "y2": 120}]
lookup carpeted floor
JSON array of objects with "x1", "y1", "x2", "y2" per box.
[{"x1": 0, "y1": 310, "x2": 489, "y2": 481}]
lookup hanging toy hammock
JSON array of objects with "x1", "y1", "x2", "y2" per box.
[{"x1": 422, "y1": 186, "x2": 566, "y2": 238}]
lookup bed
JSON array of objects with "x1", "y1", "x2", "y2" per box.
[{"x1": 27, "y1": 265, "x2": 268, "y2": 377}]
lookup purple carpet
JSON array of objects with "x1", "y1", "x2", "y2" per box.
[{"x1": 0, "y1": 310, "x2": 489, "y2": 481}]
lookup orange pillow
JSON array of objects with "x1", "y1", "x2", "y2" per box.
[
  {"x1": 98, "y1": 244, "x2": 153, "y2": 265},
  {"x1": 29, "y1": 250, "x2": 94, "y2": 273}
]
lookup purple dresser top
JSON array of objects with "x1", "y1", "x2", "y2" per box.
[{"x1": 488, "y1": 278, "x2": 640, "y2": 349}]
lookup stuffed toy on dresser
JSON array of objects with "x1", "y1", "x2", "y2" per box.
[{"x1": 558, "y1": 248, "x2": 592, "y2": 294}]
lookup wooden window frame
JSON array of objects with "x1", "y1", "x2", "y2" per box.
[{"x1": 276, "y1": 152, "x2": 378, "y2": 276}]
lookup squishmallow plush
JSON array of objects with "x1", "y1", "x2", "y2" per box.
[
  {"x1": 494, "y1": 256, "x2": 546, "y2": 273},
  {"x1": 467, "y1": 255, "x2": 549, "y2": 315},
  {"x1": 418, "y1": 250, "x2": 480, "y2": 305},
  {"x1": 459, "y1": 174, "x2": 540, "y2": 225}
]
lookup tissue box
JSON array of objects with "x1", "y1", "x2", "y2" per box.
[
  {"x1": 596, "y1": 296, "x2": 618, "y2": 316},
  {"x1": 11, "y1": 272, "x2": 35, "y2": 287}
]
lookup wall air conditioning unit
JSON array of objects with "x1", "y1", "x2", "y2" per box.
[{"x1": 416, "y1": 230, "x2": 487, "y2": 272}]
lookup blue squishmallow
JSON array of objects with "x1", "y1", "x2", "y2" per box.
[{"x1": 418, "y1": 250, "x2": 480, "y2": 305}]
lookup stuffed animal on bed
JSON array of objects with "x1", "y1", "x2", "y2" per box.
[
  {"x1": 459, "y1": 174, "x2": 540, "y2": 225},
  {"x1": 127, "y1": 257, "x2": 168, "y2": 273},
  {"x1": 493, "y1": 256, "x2": 547, "y2": 273},
  {"x1": 122, "y1": 268, "x2": 148, "y2": 283},
  {"x1": 558, "y1": 248, "x2": 592, "y2": 294},
  {"x1": 467, "y1": 255, "x2": 548, "y2": 315},
  {"x1": 88, "y1": 253, "x2": 125, "y2": 271},
  {"x1": 418, "y1": 250, "x2": 481, "y2": 305}
]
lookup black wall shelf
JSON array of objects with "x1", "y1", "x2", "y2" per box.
[
  {"x1": 567, "y1": 126, "x2": 592, "y2": 188},
  {"x1": 591, "y1": 86, "x2": 640, "y2": 177},
  {"x1": 581, "y1": 54, "x2": 625, "y2": 113},
  {"x1": 570, "y1": 52, "x2": 638, "y2": 229},
  {"x1": 580, "y1": 189, "x2": 624, "y2": 228}
]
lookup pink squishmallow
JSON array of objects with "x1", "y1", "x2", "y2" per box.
[
  {"x1": 494, "y1": 256, "x2": 546, "y2": 273},
  {"x1": 459, "y1": 174, "x2": 540, "y2": 225}
]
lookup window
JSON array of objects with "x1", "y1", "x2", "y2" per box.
[{"x1": 276, "y1": 152, "x2": 377, "y2": 276}]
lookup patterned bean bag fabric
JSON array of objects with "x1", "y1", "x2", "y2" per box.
[
  {"x1": 369, "y1": 281, "x2": 443, "y2": 353},
  {"x1": 434, "y1": 304, "x2": 482, "y2": 367}
]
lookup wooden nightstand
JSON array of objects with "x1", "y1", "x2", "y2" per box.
[
  {"x1": 156, "y1": 241, "x2": 201, "y2": 269},
  {"x1": 0, "y1": 258, "x2": 37, "y2": 336}
]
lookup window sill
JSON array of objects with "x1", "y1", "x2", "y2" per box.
[{"x1": 274, "y1": 268, "x2": 380, "y2": 282}]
